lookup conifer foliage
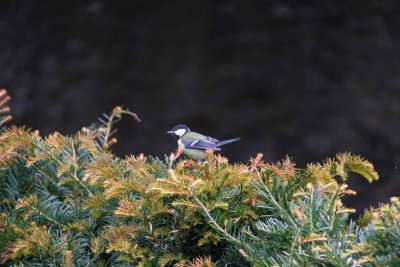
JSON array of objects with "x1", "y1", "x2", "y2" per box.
[{"x1": 0, "y1": 92, "x2": 398, "y2": 266}]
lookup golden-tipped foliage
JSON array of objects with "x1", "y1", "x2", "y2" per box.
[
  {"x1": 1, "y1": 104, "x2": 398, "y2": 267},
  {"x1": 346, "y1": 197, "x2": 400, "y2": 266},
  {"x1": 305, "y1": 152, "x2": 379, "y2": 188},
  {"x1": 0, "y1": 126, "x2": 35, "y2": 162},
  {"x1": 0, "y1": 89, "x2": 12, "y2": 130},
  {"x1": 12, "y1": 227, "x2": 52, "y2": 259},
  {"x1": 189, "y1": 256, "x2": 215, "y2": 267}
]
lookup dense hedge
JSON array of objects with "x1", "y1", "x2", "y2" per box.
[{"x1": 0, "y1": 92, "x2": 399, "y2": 266}]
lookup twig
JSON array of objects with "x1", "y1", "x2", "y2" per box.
[
  {"x1": 193, "y1": 195, "x2": 242, "y2": 245},
  {"x1": 101, "y1": 107, "x2": 140, "y2": 149},
  {"x1": 254, "y1": 169, "x2": 297, "y2": 227}
]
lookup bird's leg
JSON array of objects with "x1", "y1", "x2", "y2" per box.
[{"x1": 169, "y1": 147, "x2": 183, "y2": 167}]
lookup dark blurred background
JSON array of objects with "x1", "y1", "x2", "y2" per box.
[{"x1": 1, "y1": 1, "x2": 399, "y2": 213}]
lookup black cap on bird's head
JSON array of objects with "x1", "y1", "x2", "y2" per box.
[{"x1": 167, "y1": 124, "x2": 190, "y2": 140}]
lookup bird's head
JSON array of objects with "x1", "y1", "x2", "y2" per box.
[{"x1": 167, "y1": 124, "x2": 190, "y2": 140}]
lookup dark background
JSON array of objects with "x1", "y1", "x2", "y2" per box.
[{"x1": 1, "y1": 1, "x2": 399, "y2": 213}]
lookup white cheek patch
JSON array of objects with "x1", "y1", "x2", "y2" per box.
[{"x1": 174, "y1": 129, "x2": 187, "y2": 137}]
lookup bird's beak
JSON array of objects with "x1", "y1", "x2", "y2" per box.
[{"x1": 167, "y1": 130, "x2": 173, "y2": 134}]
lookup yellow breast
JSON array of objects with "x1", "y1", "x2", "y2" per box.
[{"x1": 177, "y1": 139, "x2": 206, "y2": 160}]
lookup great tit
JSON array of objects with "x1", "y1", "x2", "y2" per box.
[{"x1": 167, "y1": 124, "x2": 240, "y2": 160}]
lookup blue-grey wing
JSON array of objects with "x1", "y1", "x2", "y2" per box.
[
  {"x1": 205, "y1": 135, "x2": 219, "y2": 143},
  {"x1": 182, "y1": 136, "x2": 221, "y2": 151}
]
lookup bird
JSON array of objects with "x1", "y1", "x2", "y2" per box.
[{"x1": 167, "y1": 124, "x2": 240, "y2": 160}]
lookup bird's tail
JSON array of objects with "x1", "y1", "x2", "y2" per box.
[{"x1": 216, "y1": 137, "x2": 241, "y2": 147}]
